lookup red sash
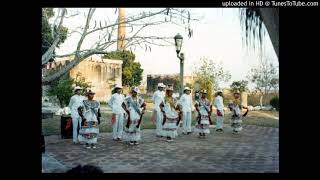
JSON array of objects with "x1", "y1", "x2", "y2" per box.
[{"x1": 111, "y1": 114, "x2": 116, "y2": 125}]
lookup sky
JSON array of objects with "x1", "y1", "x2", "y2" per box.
[{"x1": 52, "y1": 8, "x2": 278, "y2": 89}]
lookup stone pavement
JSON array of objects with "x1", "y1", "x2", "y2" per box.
[
  {"x1": 42, "y1": 153, "x2": 67, "y2": 173},
  {"x1": 44, "y1": 125, "x2": 279, "y2": 173}
]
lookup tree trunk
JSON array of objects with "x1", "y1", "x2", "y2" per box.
[
  {"x1": 42, "y1": 50, "x2": 110, "y2": 85},
  {"x1": 258, "y1": 8, "x2": 279, "y2": 60},
  {"x1": 42, "y1": 8, "x2": 67, "y2": 65},
  {"x1": 42, "y1": 38, "x2": 60, "y2": 65},
  {"x1": 260, "y1": 95, "x2": 263, "y2": 107},
  {"x1": 42, "y1": 54, "x2": 87, "y2": 85}
]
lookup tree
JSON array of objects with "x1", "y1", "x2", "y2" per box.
[
  {"x1": 147, "y1": 75, "x2": 180, "y2": 93},
  {"x1": 42, "y1": 8, "x2": 68, "y2": 62},
  {"x1": 230, "y1": 80, "x2": 248, "y2": 92},
  {"x1": 247, "y1": 57, "x2": 278, "y2": 106},
  {"x1": 48, "y1": 73, "x2": 92, "y2": 107},
  {"x1": 239, "y1": 8, "x2": 279, "y2": 60},
  {"x1": 270, "y1": 96, "x2": 279, "y2": 111},
  {"x1": 104, "y1": 50, "x2": 143, "y2": 87},
  {"x1": 193, "y1": 57, "x2": 231, "y2": 101},
  {"x1": 42, "y1": 8, "x2": 198, "y2": 85},
  {"x1": 270, "y1": 78, "x2": 279, "y2": 92}
]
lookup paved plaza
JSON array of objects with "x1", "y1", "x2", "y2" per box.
[{"x1": 43, "y1": 125, "x2": 278, "y2": 173}]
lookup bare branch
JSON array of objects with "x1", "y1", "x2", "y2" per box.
[
  {"x1": 64, "y1": 13, "x2": 80, "y2": 18},
  {"x1": 42, "y1": 8, "x2": 67, "y2": 65},
  {"x1": 43, "y1": 8, "x2": 96, "y2": 80},
  {"x1": 85, "y1": 9, "x2": 168, "y2": 36},
  {"x1": 43, "y1": 8, "x2": 198, "y2": 83},
  {"x1": 43, "y1": 49, "x2": 115, "y2": 85},
  {"x1": 52, "y1": 8, "x2": 61, "y2": 37},
  {"x1": 75, "y1": 8, "x2": 96, "y2": 54},
  {"x1": 124, "y1": 24, "x2": 148, "y2": 49},
  {"x1": 141, "y1": 38, "x2": 172, "y2": 47},
  {"x1": 67, "y1": 30, "x2": 82, "y2": 35}
]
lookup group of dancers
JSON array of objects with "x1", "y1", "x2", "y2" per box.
[{"x1": 68, "y1": 83, "x2": 249, "y2": 149}]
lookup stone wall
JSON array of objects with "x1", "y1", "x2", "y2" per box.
[
  {"x1": 69, "y1": 59, "x2": 122, "y2": 102},
  {"x1": 43, "y1": 55, "x2": 123, "y2": 102}
]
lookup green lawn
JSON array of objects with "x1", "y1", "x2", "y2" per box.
[{"x1": 42, "y1": 105, "x2": 279, "y2": 136}]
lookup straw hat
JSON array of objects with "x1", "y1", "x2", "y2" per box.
[
  {"x1": 86, "y1": 89, "x2": 95, "y2": 96},
  {"x1": 114, "y1": 84, "x2": 123, "y2": 89},
  {"x1": 132, "y1": 86, "x2": 140, "y2": 93},
  {"x1": 74, "y1": 86, "x2": 82, "y2": 92},
  {"x1": 200, "y1": 89, "x2": 207, "y2": 94},
  {"x1": 157, "y1": 83, "x2": 166, "y2": 88},
  {"x1": 184, "y1": 87, "x2": 191, "y2": 91}
]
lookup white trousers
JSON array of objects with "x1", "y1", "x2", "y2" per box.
[
  {"x1": 71, "y1": 112, "x2": 82, "y2": 143},
  {"x1": 182, "y1": 112, "x2": 192, "y2": 133},
  {"x1": 113, "y1": 113, "x2": 124, "y2": 139},
  {"x1": 155, "y1": 110, "x2": 163, "y2": 136},
  {"x1": 216, "y1": 116, "x2": 224, "y2": 129}
]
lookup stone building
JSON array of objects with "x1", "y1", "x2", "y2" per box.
[{"x1": 43, "y1": 55, "x2": 123, "y2": 102}]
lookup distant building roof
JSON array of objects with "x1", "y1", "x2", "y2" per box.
[{"x1": 45, "y1": 55, "x2": 123, "y2": 70}]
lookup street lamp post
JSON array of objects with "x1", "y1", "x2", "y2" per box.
[{"x1": 174, "y1": 33, "x2": 184, "y2": 97}]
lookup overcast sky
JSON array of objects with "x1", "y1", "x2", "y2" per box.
[{"x1": 53, "y1": 8, "x2": 278, "y2": 89}]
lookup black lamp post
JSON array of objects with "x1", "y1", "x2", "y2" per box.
[{"x1": 174, "y1": 33, "x2": 184, "y2": 96}]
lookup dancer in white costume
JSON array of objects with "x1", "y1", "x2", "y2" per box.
[
  {"x1": 68, "y1": 86, "x2": 85, "y2": 144},
  {"x1": 122, "y1": 87, "x2": 146, "y2": 145},
  {"x1": 152, "y1": 83, "x2": 166, "y2": 137},
  {"x1": 108, "y1": 84, "x2": 125, "y2": 141},
  {"x1": 159, "y1": 85, "x2": 182, "y2": 142},
  {"x1": 194, "y1": 89, "x2": 213, "y2": 138},
  {"x1": 228, "y1": 90, "x2": 249, "y2": 134},
  {"x1": 179, "y1": 87, "x2": 193, "y2": 134},
  {"x1": 78, "y1": 90, "x2": 101, "y2": 149},
  {"x1": 214, "y1": 90, "x2": 225, "y2": 132}
]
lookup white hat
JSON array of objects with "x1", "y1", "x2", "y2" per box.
[
  {"x1": 74, "y1": 86, "x2": 82, "y2": 92},
  {"x1": 132, "y1": 87, "x2": 140, "y2": 93},
  {"x1": 157, "y1": 83, "x2": 166, "y2": 88},
  {"x1": 114, "y1": 84, "x2": 123, "y2": 89},
  {"x1": 184, "y1": 87, "x2": 191, "y2": 91}
]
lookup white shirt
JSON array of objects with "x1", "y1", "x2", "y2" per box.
[
  {"x1": 152, "y1": 90, "x2": 165, "y2": 111},
  {"x1": 179, "y1": 94, "x2": 193, "y2": 112},
  {"x1": 108, "y1": 93, "x2": 125, "y2": 114},
  {"x1": 68, "y1": 95, "x2": 85, "y2": 112},
  {"x1": 214, "y1": 95, "x2": 224, "y2": 111}
]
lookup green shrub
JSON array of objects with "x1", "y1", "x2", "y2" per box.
[
  {"x1": 48, "y1": 73, "x2": 91, "y2": 107},
  {"x1": 99, "y1": 101, "x2": 107, "y2": 105},
  {"x1": 270, "y1": 96, "x2": 279, "y2": 110}
]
